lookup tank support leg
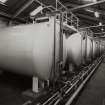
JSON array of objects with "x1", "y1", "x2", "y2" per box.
[
  {"x1": 69, "y1": 63, "x2": 74, "y2": 73},
  {"x1": 32, "y1": 77, "x2": 46, "y2": 93},
  {"x1": 47, "y1": 80, "x2": 49, "y2": 87},
  {"x1": 32, "y1": 77, "x2": 39, "y2": 93},
  {"x1": 23, "y1": 77, "x2": 46, "y2": 98}
]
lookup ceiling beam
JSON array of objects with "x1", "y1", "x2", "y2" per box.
[
  {"x1": 76, "y1": 13, "x2": 99, "y2": 22},
  {"x1": 94, "y1": 32, "x2": 105, "y2": 35},
  {"x1": 79, "y1": 22, "x2": 92, "y2": 28},
  {"x1": 86, "y1": 7, "x2": 105, "y2": 16},
  {"x1": 95, "y1": 9, "x2": 105, "y2": 16},
  {"x1": 70, "y1": 0, "x2": 105, "y2": 12},
  {"x1": 0, "y1": 1, "x2": 7, "y2": 6},
  {"x1": 80, "y1": 19, "x2": 95, "y2": 25},
  {"x1": 0, "y1": 11, "x2": 12, "y2": 18},
  {"x1": 65, "y1": 2, "x2": 105, "y2": 17},
  {"x1": 80, "y1": 24, "x2": 105, "y2": 30},
  {"x1": 64, "y1": 3, "x2": 79, "y2": 8},
  {"x1": 65, "y1": 2, "x2": 105, "y2": 18},
  {"x1": 13, "y1": 0, "x2": 34, "y2": 18},
  {"x1": 0, "y1": 11, "x2": 26, "y2": 23}
]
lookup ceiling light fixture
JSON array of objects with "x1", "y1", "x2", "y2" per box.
[
  {"x1": 86, "y1": 9, "x2": 94, "y2": 12},
  {"x1": 101, "y1": 28, "x2": 104, "y2": 31},
  {"x1": 30, "y1": 6, "x2": 43, "y2": 16},
  {"x1": 83, "y1": 0, "x2": 97, "y2": 2},
  {"x1": 0, "y1": 0, "x2": 7, "y2": 3},
  {"x1": 92, "y1": 0, "x2": 97, "y2": 2},
  {"x1": 99, "y1": 22, "x2": 102, "y2": 26},
  {"x1": 94, "y1": 11, "x2": 99, "y2": 18}
]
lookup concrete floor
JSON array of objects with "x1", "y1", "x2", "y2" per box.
[
  {"x1": 75, "y1": 59, "x2": 105, "y2": 105},
  {"x1": 0, "y1": 72, "x2": 32, "y2": 105},
  {"x1": 0, "y1": 59, "x2": 105, "y2": 105}
]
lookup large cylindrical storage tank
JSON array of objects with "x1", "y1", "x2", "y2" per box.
[
  {"x1": 101, "y1": 45, "x2": 103, "y2": 54},
  {"x1": 92, "y1": 40, "x2": 97, "y2": 59},
  {"x1": 102, "y1": 45, "x2": 105, "y2": 54},
  {"x1": 0, "y1": 17, "x2": 67, "y2": 81},
  {"x1": 95, "y1": 41, "x2": 100, "y2": 57},
  {"x1": 66, "y1": 32, "x2": 86, "y2": 68},
  {"x1": 100, "y1": 44, "x2": 104, "y2": 55},
  {"x1": 99, "y1": 43, "x2": 103, "y2": 55},
  {"x1": 86, "y1": 36, "x2": 92, "y2": 63},
  {"x1": 103, "y1": 45, "x2": 105, "y2": 53}
]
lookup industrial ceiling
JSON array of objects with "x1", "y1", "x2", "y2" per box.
[{"x1": 0, "y1": 0, "x2": 105, "y2": 37}]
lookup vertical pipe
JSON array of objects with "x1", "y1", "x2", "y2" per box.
[
  {"x1": 99, "y1": 41, "x2": 100, "y2": 56},
  {"x1": 77, "y1": 18, "x2": 79, "y2": 30},
  {"x1": 57, "y1": 13, "x2": 63, "y2": 78},
  {"x1": 49, "y1": 16, "x2": 56, "y2": 86},
  {"x1": 59, "y1": 13, "x2": 63, "y2": 63},
  {"x1": 56, "y1": 0, "x2": 58, "y2": 11},
  {"x1": 53, "y1": 15, "x2": 56, "y2": 83},
  {"x1": 81, "y1": 32, "x2": 83, "y2": 65},
  {"x1": 71, "y1": 15, "x2": 73, "y2": 26},
  {"x1": 91, "y1": 39, "x2": 93, "y2": 61},
  {"x1": 85, "y1": 34, "x2": 87, "y2": 63}
]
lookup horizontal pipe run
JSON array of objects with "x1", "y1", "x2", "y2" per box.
[{"x1": 65, "y1": 55, "x2": 103, "y2": 105}]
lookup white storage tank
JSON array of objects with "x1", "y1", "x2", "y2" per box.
[
  {"x1": 86, "y1": 36, "x2": 93, "y2": 63},
  {"x1": 92, "y1": 40, "x2": 97, "y2": 59},
  {"x1": 66, "y1": 32, "x2": 85, "y2": 67},
  {"x1": 0, "y1": 16, "x2": 67, "y2": 80}
]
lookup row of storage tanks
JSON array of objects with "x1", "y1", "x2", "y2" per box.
[{"x1": 0, "y1": 16, "x2": 104, "y2": 82}]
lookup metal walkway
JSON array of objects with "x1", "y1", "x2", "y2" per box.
[{"x1": 74, "y1": 58, "x2": 105, "y2": 105}]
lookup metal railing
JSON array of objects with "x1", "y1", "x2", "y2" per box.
[{"x1": 29, "y1": 0, "x2": 79, "y2": 29}]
